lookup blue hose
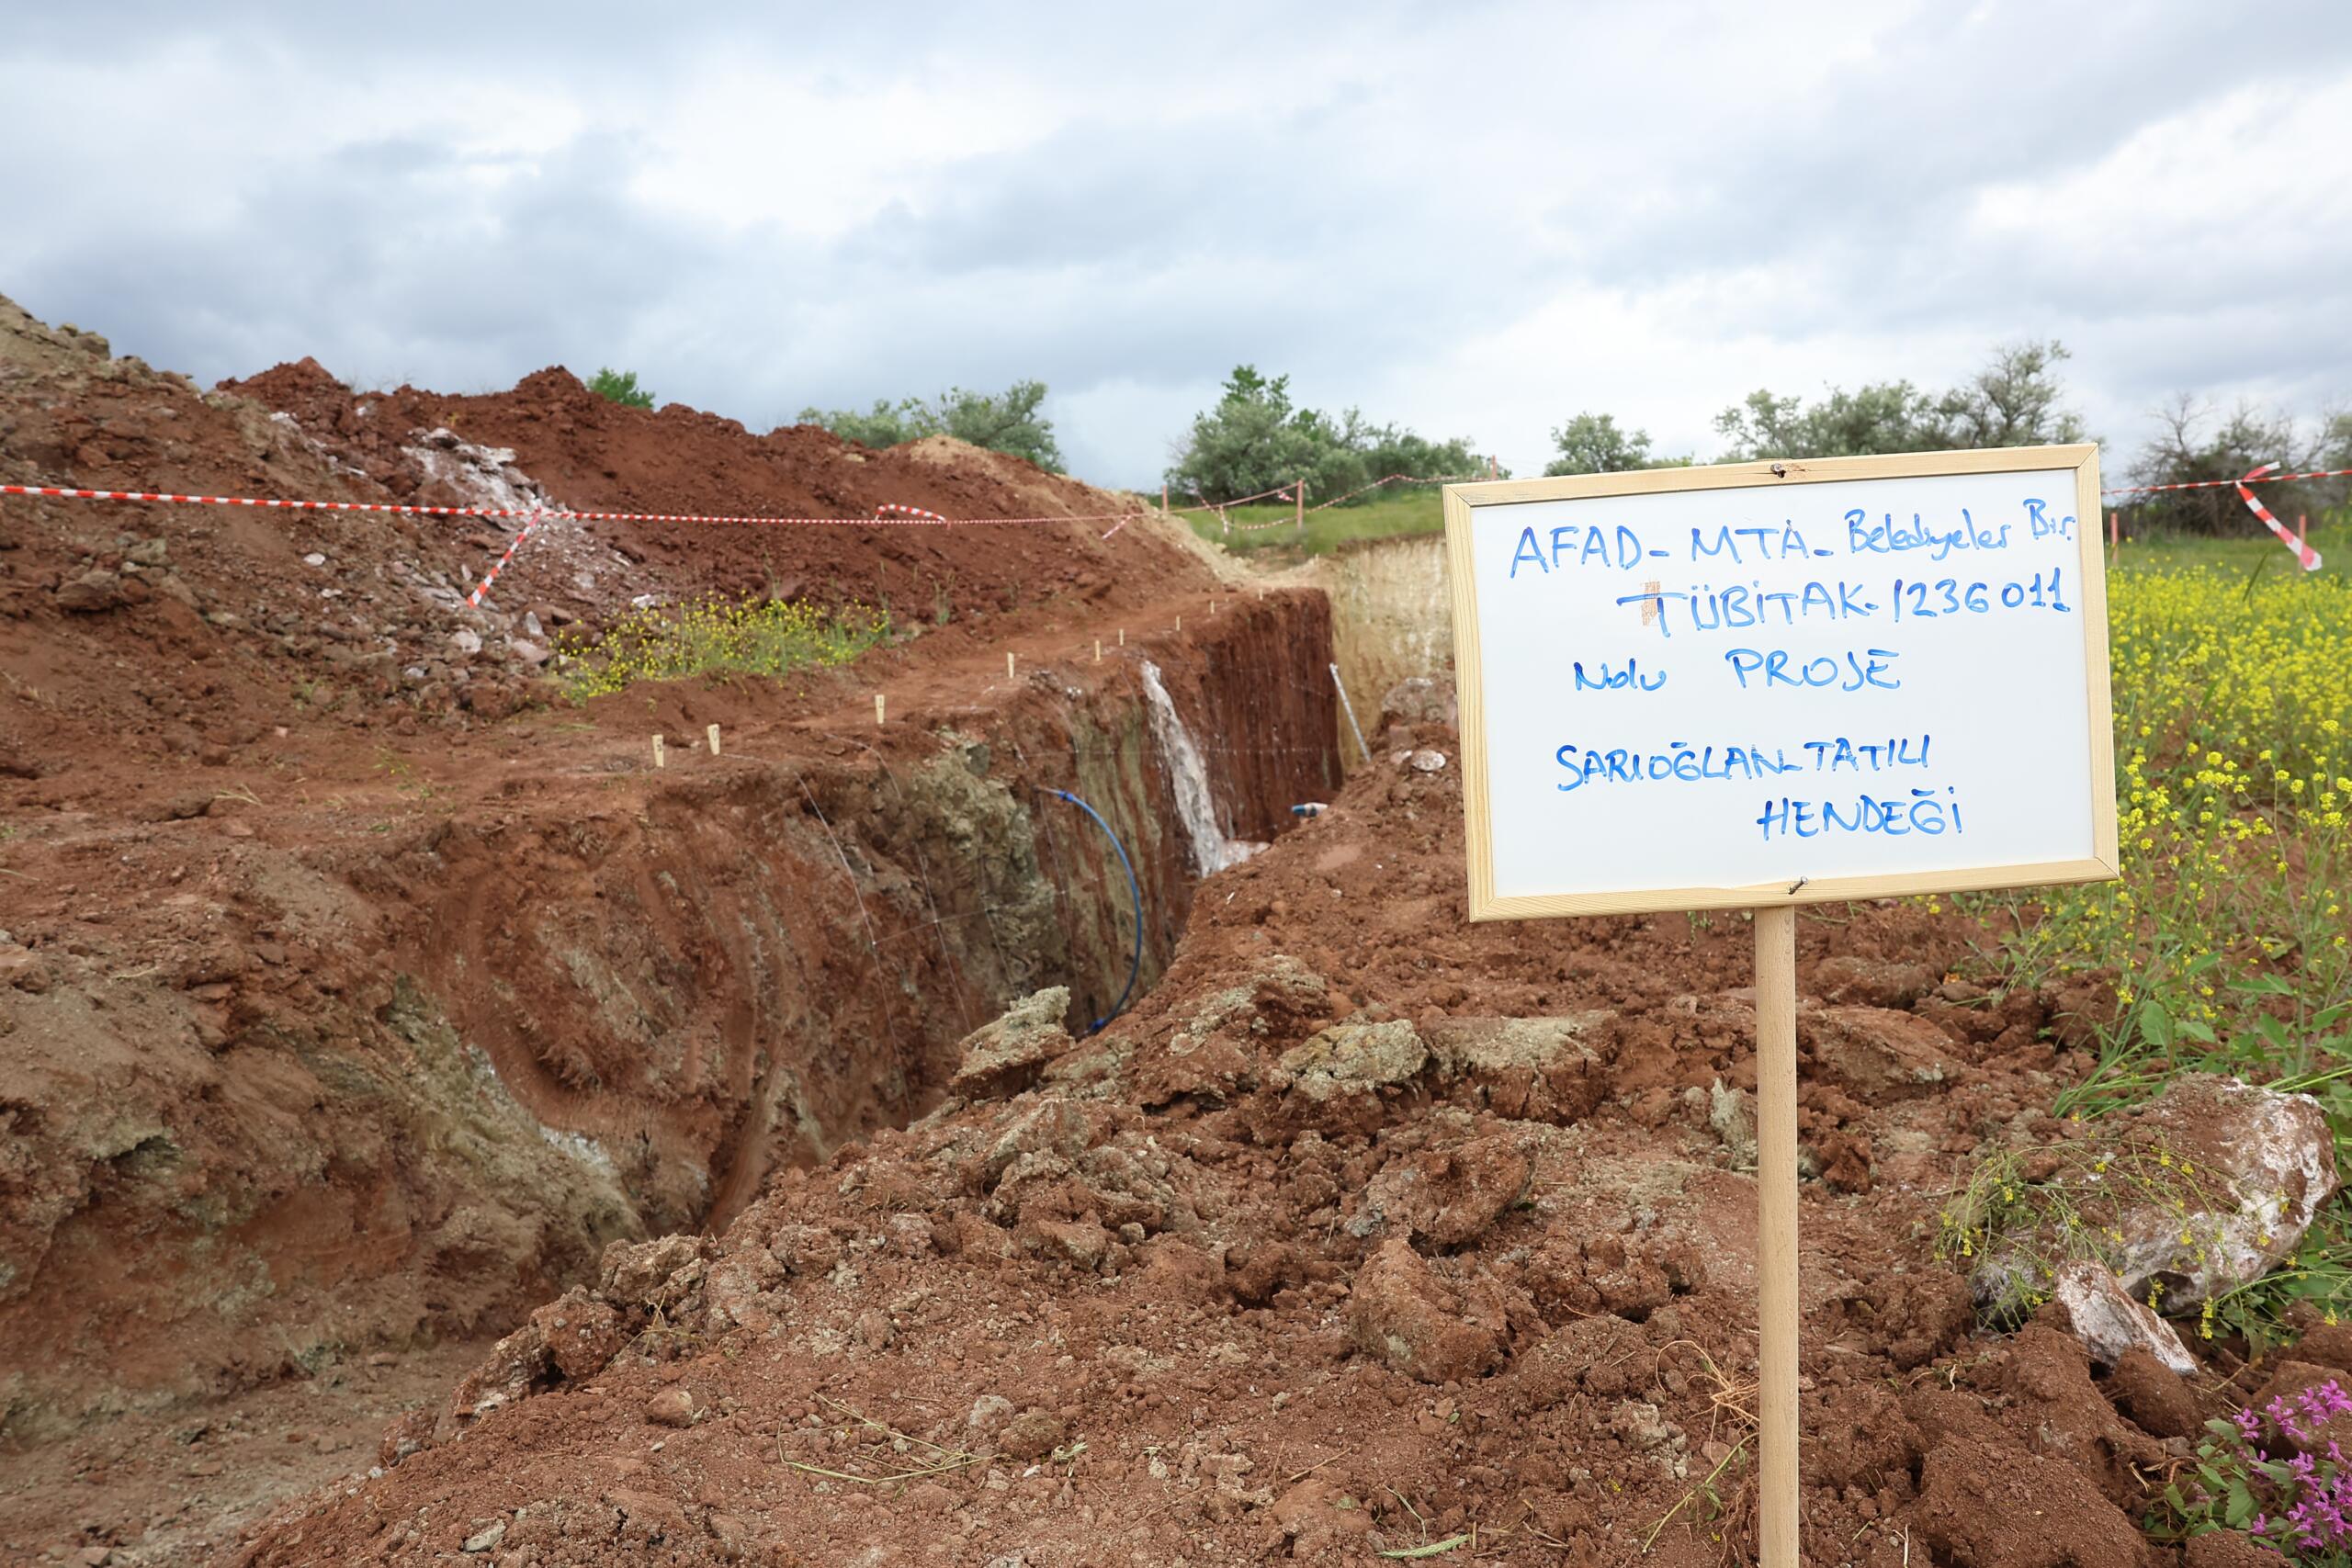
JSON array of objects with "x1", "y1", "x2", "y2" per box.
[{"x1": 1050, "y1": 788, "x2": 1143, "y2": 1033}]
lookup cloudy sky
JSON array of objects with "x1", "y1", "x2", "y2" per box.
[{"x1": 4, "y1": 2, "x2": 2347, "y2": 489}]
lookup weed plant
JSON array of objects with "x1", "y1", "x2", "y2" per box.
[
  {"x1": 553, "y1": 595, "x2": 889, "y2": 700},
  {"x1": 1963, "y1": 547, "x2": 2352, "y2": 1342}
]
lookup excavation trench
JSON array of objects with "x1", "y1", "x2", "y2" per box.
[{"x1": 0, "y1": 590, "x2": 1340, "y2": 1435}]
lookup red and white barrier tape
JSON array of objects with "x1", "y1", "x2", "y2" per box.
[
  {"x1": 468, "y1": 513, "x2": 546, "y2": 606},
  {"x1": 2234, "y1": 463, "x2": 2324, "y2": 572},
  {"x1": 0, "y1": 481, "x2": 1117, "y2": 529},
  {"x1": 2103, "y1": 466, "x2": 2352, "y2": 497}
]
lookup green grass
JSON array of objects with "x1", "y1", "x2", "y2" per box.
[
  {"x1": 1182, "y1": 488, "x2": 1445, "y2": 558},
  {"x1": 2116, "y1": 522, "x2": 2343, "y2": 580},
  {"x1": 553, "y1": 595, "x2": 890, "y2": 701}
]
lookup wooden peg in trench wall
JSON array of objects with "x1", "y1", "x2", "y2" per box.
[
  {"x1": 1118, "y1": 628, "x2": 1125, "y2": 647},
  {"x1": 707, "y1": 724, "x2": 721, "y2": 756},
  {"x1": 1093, "y1": 638, "x2": 1102, "y2": 661},
  {"x1": 1007, "y1": 651, "x2": 1017, "y2": 680},
  {"x1": 875, "y1": 694, "x2": 886, "y2": 726},
  {"x1": 652, "y1": 734, "x2": 666, "y2": 769}
]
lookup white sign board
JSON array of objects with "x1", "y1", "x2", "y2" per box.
[{"x1": 1444, "y1": 447, "x2": 2118, "y2": 919}]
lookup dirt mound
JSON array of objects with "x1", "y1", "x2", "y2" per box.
[
  {"x1": 226, "y1": 708, "x2": 2241, "y2": 1565},
  {"x1": 218, "y1": 356, "x2": 1188, "y2": 623}
]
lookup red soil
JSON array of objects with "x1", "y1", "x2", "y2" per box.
[{"x1": 220, "y1": 725, "x2": 2283, "y2": 1567}]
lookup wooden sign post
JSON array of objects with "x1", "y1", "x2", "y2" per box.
[{"x1": 1442, "y1": 447, "x2": 2117, "y2": 1565}]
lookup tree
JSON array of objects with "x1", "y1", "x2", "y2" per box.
[
  {"x1": 589, "y1": 367, "x2": 656, "y2": 410},
  {"x1": 1544, "y1": 412, "x2": 1689, "y2": 475},
  {"x1": 1165, "y1": 367, "x2": 1485, "y2": 502},
  {"x1": 2126, "y1": 396, "x2": 2309, "y2": 535},
  {"x1": 1713, "y1": 340, "x2": 2086, "y2": 461},
  {"x1": 798, "y1": 380, "x2": 1064, "y2": 470},
  {"x1": 1933, "y1": 341, "x2": 2087, "y2": 448},
  {"x1": 1713, "y1": 380, "x2": 1941, "y2": 460}
]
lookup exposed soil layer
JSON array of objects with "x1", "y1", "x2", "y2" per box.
[
  {"x1": 0, "y1": 295, "x2": 1331, "y2": 1499},
  {"x1": 212, "y1": 713, "x2": 2307, "y2": 1567}
]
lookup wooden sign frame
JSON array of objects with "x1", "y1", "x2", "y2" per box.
[
  {"x1": 1443, "y1": 444, "x2": 2117, "y2": 1567},
  {"x1": 1442, "y1": 445, "x2": 2118, "y2": 920}
]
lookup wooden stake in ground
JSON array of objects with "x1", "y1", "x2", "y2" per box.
[
  {"x1": 1118, "y1": 628, "x2": 1125, "y2": 647},
  {"x1": 707, "y1": 723, "x2": 721, "y2": 756},
  {"x1": 1752, "y1": 905, "x2": 1800, "y2": 1568},
  {"x1": 1295, "y1": 477, "x2": 1306, "y2": 542},
  {"x1": 1093, "y1": 638, "x2": 1101, "y2": 662},
  {"x1": 1440, "y1": 449, "x2": 2118, "y2": 1568},
  {"x1": 651, "y1": 734, "x2": 666, "y2": 770},
  {"x1": 1007, "y1": 651, "x2": 1017, "y2": 681},
  {"x1": 874, "y1": 694, "x2": 886, "y2": 726}
]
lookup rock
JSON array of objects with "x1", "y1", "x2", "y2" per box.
[
  {"x1": 950, "y1": 988, "x2": 1074, "y2": 1099},
  {"x1": 1708, "y1": 1079, "x2": 1756, "y2": 1168},
  {"x1": 1349, "y1": 1134, "x2": 1531, "y2": 1247},
  {"x1": 302, "y1": 551, "x2": 326, "y2": 567},
  {"x1": 2106, "y1": 1347, "x2": 2200, "y2": 1438},
  {"x1": 644, "y1": 1387, "x2": 695, "y2": 1427},
  {"x1": 1976, "y1": 1076, "x2": 2336, "y2": 1316},
  {"x1": 1408, "y1": 749, "x2": 1447, "y2": 773},
  {"x1": 2119, "y1": 1076, "x2": 2336, "y2": 1310},
  {"x1": 0, "y1": 947, "x2": 51, "y2": 993},
  {"x1": 1607, "y1": 1398, "x2": 1683, "y2": 1452},
  {"x1": 1810, "y1": 954, "x2": 1933, "y2": 1009},
  {"x1": 1915, "y1": 1438, "x2": 2154, "y2": 1568},
  {"x1": 1424, "y1": 1014, "x2": 1607, "y2": 1123},
  {"x1": 506, "y1": 637, "x2": 549, "y2": 666},
  {"x1": 981, "y1": 1098, "x2": 1092, "y2": 1185},
  {"x1": 448, "y1": 627, "x2": 482, "y2": 657},
  {"x1": 56, "y1": 569, "x2": 126, "y2": 613},
  {"x1": 2050, "y1": 1259, "x2": 2197, "y2": 1374},
  {"x1": 1804, "y1": 1006, "x2": 1959, "y2": 1100},
  {"x1": 127, "y1": 537, "x2": 169, "y2": 567},
  {"x1": 523, "y1": 611, "x2": 545, "y2": 637},
  {"x1": 1274, "y1": 1021, "x2": 1427, "y2": 1103},
  {"x1": 998, "y1": 1408, "x2": 1065, "y2": 1461},
  {"x1": 1377, "y1": 676, "x2": 1455, "y2": 733},
  {"x1": 966, "y1": 1393, "x2": 1015, "y2": 1432},
  {"x1": 461, "y1": 1520, "x2": 505, "y2": 1553},
  {"x1": 1025, "y1": 1219, "x2": 1113, "y2": 1271},
  {"x1": 529, "y1": 1290, "x2": 625, "y2": 1380},
  {"x1": 599, "y1": 1233, "x2": 708, "y2": 1307},
  {"x1": 1344, "y1": 1239, "x2": 1505, "y2": 1383}
]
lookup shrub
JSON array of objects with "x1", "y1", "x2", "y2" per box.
[
  {"x1": 798, "y1": 381, "x2": 1064, "y2": 470},
  {"x1": 589, "y1": 367, "x2": 656, "y2": 410}
]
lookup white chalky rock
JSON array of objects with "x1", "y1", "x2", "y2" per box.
[
  {"x1": 1974, "y1": 1075, "x2": 2337, "y2": 1319},
  {"x1": 2051, "y1": 1259, "x2": 2197, "y2": 1374}
]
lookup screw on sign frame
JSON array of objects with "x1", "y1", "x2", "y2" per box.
[{"x1": 1442, "y1": 446, "x2": 2119, "y2": 1566}]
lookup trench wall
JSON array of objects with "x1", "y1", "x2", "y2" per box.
[
  {"x1": 0, "y1": 590, "x2": 1340, "y2": 1435},
  {"x1": 1306, "y1": 532, "x2": 1453, "y2": 761}
]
